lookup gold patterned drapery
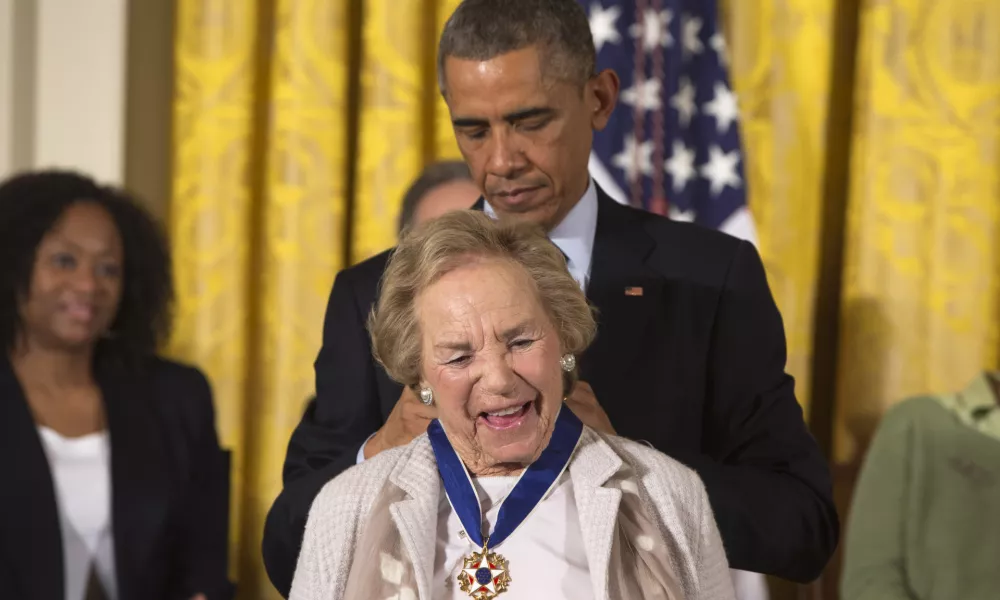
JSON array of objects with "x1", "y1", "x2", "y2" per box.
[
  {"x1": 832, "y1": 0, "x2": 1000, "y2": 465},
  {"x1": 168, "y1": 0, "x2": 463, "y2": 597},
  {"x1": 722, "y1": 0, "x2": 1000, "y2": 459},
  {"x1": 721, "y1": 0, "x2": 837, "y2": 418},
  {"x1": 351, "y1": 0, "x2": 463, "y2": 262},
  {"x1": 165, "y1": 0, "x2": 1000, "y2": 598},
  {"x1": 168, "y1": 0, "x2": 259, "y2": 587},
  {"x1": 723, "y1": 1, "x2": 1000, "y2": 597}
]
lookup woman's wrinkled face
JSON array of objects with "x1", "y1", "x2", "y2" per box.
[{"x1": 416, "y1": 257, "x2": 564, "y2": 475}]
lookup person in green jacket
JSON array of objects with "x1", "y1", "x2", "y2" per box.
[{"x1": 841, "y1": 372, "x2": 1000, "y2": 600}]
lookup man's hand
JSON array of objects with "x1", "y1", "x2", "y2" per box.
[
  {"x1": 565, "y1": 381, "x2": 616, "y2": 435},
  {"x1": 364, "y1": 387, "x2": 437, "y2": 459}
]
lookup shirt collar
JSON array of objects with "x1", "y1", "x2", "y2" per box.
[
  {"x1": 484, "y1": 179, "x2": 598, "y2": 289},
  {"x1": 936, "y1": 372, "x2": 1000, "y2": 442}
]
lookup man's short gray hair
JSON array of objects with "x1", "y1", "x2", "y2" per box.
[
  {"x1": 397, "y1": 161, "x2": 473, "y2": 235},
  {"x1": 437, "y1": 0, "x2": 597, "y2": 93}
]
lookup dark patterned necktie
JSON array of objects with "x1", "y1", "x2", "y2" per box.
[{"x1": 84, "y1": 566, "x2": 108, "y2": 600}]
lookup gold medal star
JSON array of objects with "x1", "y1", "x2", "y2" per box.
[{"x1": 458, "y1": 549, "x2": 511, "y2": 599}]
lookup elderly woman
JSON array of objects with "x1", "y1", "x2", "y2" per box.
[{"x1": 290, "y1": 211, "x2": 734, "y2": 600}]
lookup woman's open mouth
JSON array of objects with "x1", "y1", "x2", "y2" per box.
[{"x1": 478, "y1": 401, "x2": 534, "y2": 430}]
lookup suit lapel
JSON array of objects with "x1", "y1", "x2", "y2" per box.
[
  {"x1": 582, "y1": 190, "x2": 659, "y2": 394},
  {"x1": 476, "y1": 189, "x2": 660, "y2": 389},
  {"x1": 569, "y1": 429, "x2": 625, "y2": 600},
  {"x1": 98, "y1": 366, "x2": 171, "y2": 600},
  {"x1": 387, "y1": 437, "x2": 440, "y2": 599},
  {"x1": 0, "y1": 359, "x2": 64, "y2": 599}
]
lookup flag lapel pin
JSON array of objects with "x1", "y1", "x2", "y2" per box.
[{"x1": 624, "y1": 286, "x2": 643, "y2": 297}]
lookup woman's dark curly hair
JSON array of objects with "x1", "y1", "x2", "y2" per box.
[{"x1": 0, "y1": 170, "x2": 174, "y2": 368}]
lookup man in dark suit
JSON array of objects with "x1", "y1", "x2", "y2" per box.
[{"x1": 263, "y1": 0, "x2": 838, "y2": 595}]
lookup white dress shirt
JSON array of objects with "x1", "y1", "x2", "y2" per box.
[
  {"x1": 433, "y1": 472, "x2": 593, "y2": 599},
  {"x1": 483, "y1": 179, "x2": 599, "y2": 291},
  {"x1": 37, "y1": 426, "x2": 118, "y2": 600}
]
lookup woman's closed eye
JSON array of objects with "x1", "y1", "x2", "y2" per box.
[
  {"x1": 446, "y1": 354, "x2": 472, "y2": 367},
  {"x1": 509, "y1": 338, "x2": 534, "y2": 350}
]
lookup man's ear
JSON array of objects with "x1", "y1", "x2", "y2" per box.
[{"x1": 589, "y1": 69, "x2": 620, "y2": 132}]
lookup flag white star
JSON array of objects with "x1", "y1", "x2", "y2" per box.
[
  {"x1": 700, "y1": 145, "x2": 742, "y2": 197},
  {"x1": 589, "y1": 3, "x2": 622, "y2": 52},
  {"x1": 664, "y1": 140, "x2": 696, "y2": 193},
  {"x1": 669, "y1": 205, "x2": 697, "y2": 222},
  {"x1": 612, "y1": 134, "x2": 655, "y2": 183},
  {"x1": 682, "y1": 15, "x2": 704, "y2": 58},
  {"x1": 629, "y1": 9, "x2": 672, "y2": 51},
  {"x1": 621, "y1": 78, "x2": 662, "y2": 112},
  {"x1": 704, "y1": 82, "x2": 739, "y2": 133},
  {"x1": 710, "y1": 32, "x2": 729, "y2": 66},
  {"x1": 670, "y1": 77, "x2": 697, "y2": 126}
]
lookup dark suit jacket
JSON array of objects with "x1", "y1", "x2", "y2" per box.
[
  {"x1": 0, "y1": 356, "x2": 233, "y2": 600},
  {"x1": 263, "y1": 188, "x2": 839, "y2": 595}
]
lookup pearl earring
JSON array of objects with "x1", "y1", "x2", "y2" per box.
[
  {"x1": 419, "y1": 387, "x2": 434, "y2": 406},
  {"x1": 560, "y1": 354, "x2": 576, "y2": 372}
]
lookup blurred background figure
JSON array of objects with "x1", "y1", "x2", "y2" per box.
[
  {"x1": 840, "y1": 372, "x2": 1000, "y2": 600},
  {"x1": 0, "y1": 171, "x2": 232, "y2": 600},
  {"x1": 396, "y1": 160, "x2": 478, "y2": 234}
]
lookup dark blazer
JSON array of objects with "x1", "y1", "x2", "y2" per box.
[
  {"x1": 0, "y1": 356, "x2": 233, "y2": 600},
  {"x1": 263, "y1": 188, "x2": 839, "y2": 594}
]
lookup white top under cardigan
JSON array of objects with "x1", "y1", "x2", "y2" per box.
[
  {"x1": 37, "y1": 426, "x2": 118, "y2": 600},
  {"x1": 433, "y1": 472, "x2": 594, "y2": 599}
]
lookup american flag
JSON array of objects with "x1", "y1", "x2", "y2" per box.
[
  {"x1": 581, "y1": 0, "x2": 757, "y2": 243},
  {"x1": 580, "y1": 8, "x2": 767, "y2": 598}
]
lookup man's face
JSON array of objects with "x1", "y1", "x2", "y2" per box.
[
  {"x1": 442, "y1": 45, "x2": 617, "y2": 231},
  {"x1": 412, "y1": 180, "x2": 481, "y2": 227}
]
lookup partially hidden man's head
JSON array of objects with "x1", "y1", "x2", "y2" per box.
[
  {"x1": 397, "y1": 160, "x2": 480, "y2": 236},
  {"x1": 438, "y1": 0, "x2": 619, "y2": 232}
]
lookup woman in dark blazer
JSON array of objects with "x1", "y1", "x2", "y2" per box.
[{"x1": 0, "y1": 171, "x2": 232, "y2": 599}]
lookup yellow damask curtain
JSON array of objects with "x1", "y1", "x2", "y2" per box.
[
  {"x1": 169, "y1": 0, "x2": 259, "y2": 586},
  {"x1": 721, "y1": 0, "x2": 837, "y2": 417},
  {"x1": 169, "y1": 0, "x2": 461, "y2": 597},
  {"x1": 724, "y1": 0, "x2": 1000, "y2": 463},
  {"x1": 351, "y1": 0, "x2": 462, "y2": 262},
  {"x1": 833, "y1": 0, "x2": 1000, "y2": 465},
  {"x1": 724, "y1": 3, "x2": 999, "y2": 598}
]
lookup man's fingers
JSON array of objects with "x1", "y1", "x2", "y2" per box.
[{"x1": 569, "y1": 382, "x2": 599, "y2": 405}]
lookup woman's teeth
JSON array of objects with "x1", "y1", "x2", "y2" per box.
[{"x1": 487, "y1": 404, "x2": 523, "y2": 417}]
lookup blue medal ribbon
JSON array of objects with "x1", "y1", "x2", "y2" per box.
[{"x1": 427, "y1": 404, "x2": 584, "y2": 549}]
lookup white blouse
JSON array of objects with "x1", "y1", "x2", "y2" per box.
[
  {"x1": 433, "y1": 472, "x2": 594, "y2": 599},
  {"x1": 37, "y1": 426, "x2": 118, "y2": 600}
]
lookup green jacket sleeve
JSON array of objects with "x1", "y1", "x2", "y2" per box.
[{"x1": 840, "y1": 402, "x2": 920, "y2": 600}]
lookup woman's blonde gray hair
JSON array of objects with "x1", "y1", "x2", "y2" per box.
[{"x1": 367, "y1": 210, "x2": 596, "y2": 388}]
